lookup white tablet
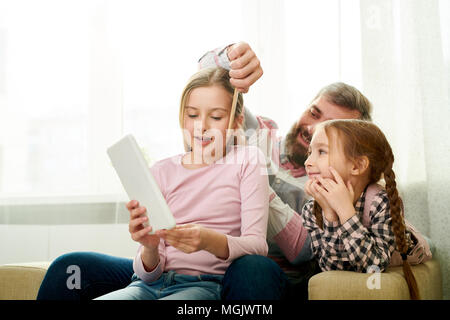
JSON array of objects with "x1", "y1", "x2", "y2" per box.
[{"x1": 107, "y1": 134, "x2": 176, "y2": 234}]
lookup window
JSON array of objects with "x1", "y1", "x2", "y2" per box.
[{"x1": 0, "y1": 0, "x2": 361, "y2": 202}]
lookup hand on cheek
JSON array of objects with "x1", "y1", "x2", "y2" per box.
[
  {"x1": 316, "y1": 167, "x2": 356, "y2": 224},
  {"x1": 306, "y1": 178, "x2": 339, "y2": 222}
]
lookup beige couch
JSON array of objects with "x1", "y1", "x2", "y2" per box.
[
  {"x1": 0, "y1": 258, "x2": 442, "y2": 300},
  {"x1": 0, "y1": 262, "x2": 51, "y2": 300}
]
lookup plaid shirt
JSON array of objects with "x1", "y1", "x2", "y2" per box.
[{"x1": 302, "y1": 188, "x2": 396, "y2": 272}]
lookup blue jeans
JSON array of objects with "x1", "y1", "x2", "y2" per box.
[
  {"x1": 95, "y1": 271, "x2": 223, "y2": 300},
  {"x1": 37, "y1": 252, "x2": 289, "y2": 300},
  {"x1": 37, "y1": 252, "x2": 134, "y2": 300}
]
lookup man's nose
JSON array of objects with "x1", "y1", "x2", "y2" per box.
[{"x1": 306, "y1": 124, "x2": 315, "y2": 136}]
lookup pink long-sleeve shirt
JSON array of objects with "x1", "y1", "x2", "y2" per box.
[{"x1": 133, "y1": 145, "x2": 269, "y2": 282}]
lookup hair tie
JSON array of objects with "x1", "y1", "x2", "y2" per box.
[{"x1": 401, "y1": 253, "x2": 408, "y2": 261}]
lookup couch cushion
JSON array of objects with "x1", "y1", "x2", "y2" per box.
[
  {"x1": 308, "y1": 258, "x2": 442, "y2": 300},
  {"x1": 0, "y1": 262, "x2": 50, "y2": 300},
  {"x1": 0, "y1": 258, "x2": 443, "y2": 300}
]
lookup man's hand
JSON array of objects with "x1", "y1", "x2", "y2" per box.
[{"x1": 227, "y1": 42, "x2": 263, "y2": 93}]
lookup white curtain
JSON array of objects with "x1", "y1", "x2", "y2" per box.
[
  {"x1": 359, "y1": 0, "x2": 450, "y2": 299},
  {"x1": 0, "y1": 0, "x2": 245, "y2": 198},
  {"x1": 242, "y1": 0, "x2": 363, "y2": 138},
  {"x1": 0, "y1": 0, "x2": 357, "y2": 198}
]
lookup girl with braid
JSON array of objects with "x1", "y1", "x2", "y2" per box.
[{"x1": 302, "y1": 119, "x2": 420, "y2": 299}]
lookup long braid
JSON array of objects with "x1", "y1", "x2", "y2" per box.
[
  {"x1": 313, "y1": 201, "x2": 324, "y2": 230},
  {"x1": 384, "y1": 157, "x2": 420, "y2": 300}
]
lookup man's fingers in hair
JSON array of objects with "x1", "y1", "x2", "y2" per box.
[
  {"x1": 230, "y1": 48, "x2": 255, "y2": 69},
  {"x1": 229, "y1": 51, "x2": 259, "y2": 78},
  {"x1": 227, "y1": 42, "x2": 251, "y2": 61},
  {"x1": 229, "y1": 68, "x2": 263, "y2": 91}
]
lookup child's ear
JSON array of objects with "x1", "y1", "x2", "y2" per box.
[{"x1": 350, "y1": 156, "x2": 369, "y2": 176}]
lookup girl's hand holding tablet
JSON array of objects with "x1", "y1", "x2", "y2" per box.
[{"x1": 126, "y1": 200, "x2": 161, "y2": 249}]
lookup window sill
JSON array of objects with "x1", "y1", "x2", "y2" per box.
[
  {"x1": 0, "y1": 193, "x2": 130, "y2": 225},
  {"x1": 0, "y1": 193, "x2": 128, "y2": 206}
]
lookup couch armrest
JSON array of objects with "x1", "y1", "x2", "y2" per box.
[
  {"x1": 0, "y1": 262, "x2": 50, "y2": 300},
  {"x1": 308, "y1": 258, "x2": 442, "y2": 300}
]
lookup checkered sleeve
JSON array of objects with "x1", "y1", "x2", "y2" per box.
[
  {"x1": 197, "y1": 44, "x2": 232, "y2": 70},
  {"x1": 302, "y1": 200, "x2": 348, "y2": 271},
  {"x1": 337, "y1": 190, "x2": 396, "y2": 272}
]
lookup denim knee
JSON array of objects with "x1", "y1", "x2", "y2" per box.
[
  {"x1": 37, "y1": 252, "x2": 88, "y2": 300},
  {"x1": 222, "y1": 255, "x2": 288, "y2": 300},
  {"x1": 45, "y1": 252, "x2": 85, "y2": 277},
  {"x1": 37, "y1": 252, "x2": 134, "y2": 300}
]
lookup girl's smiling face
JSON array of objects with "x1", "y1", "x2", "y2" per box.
[
  {"x1": 304, "y1": 126, "x2": 353, "y2": 183},
  {"x1": 183, "y1": 85, "x2": 232, "y2": 163}
]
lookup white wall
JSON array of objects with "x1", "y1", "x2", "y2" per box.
[{"x1": 0, "y1": 224, "x2": 138, "y2": 264}]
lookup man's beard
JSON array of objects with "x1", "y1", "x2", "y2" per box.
[{"x1": 284, "y1": 122, "x2": 309, "y2": 168}]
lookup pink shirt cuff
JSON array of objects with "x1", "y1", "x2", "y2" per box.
[
  {"x1": 273, "y1": 213, "x2": 308, "y2": 262},
  {"x1": 224, "y1": 234, "x2": 268, "y2": 263},
  {"x1": 133, "y1": 247, "x2": 163, "y2": 283}
]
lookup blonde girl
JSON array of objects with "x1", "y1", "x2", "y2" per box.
[
  {"x1": 303, "y1": 119, "x2": 419, "y2": 299},
  {"x1": 96, "y1": 67, "x2": 269, "y2": 300}
]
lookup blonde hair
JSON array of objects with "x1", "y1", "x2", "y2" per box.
[
  {"x1": 313, "y1": 119, "x2": 420, "y2": 300},
  {"x1": 178, "y1": 67, "x2": 244, "y2": 151}
]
